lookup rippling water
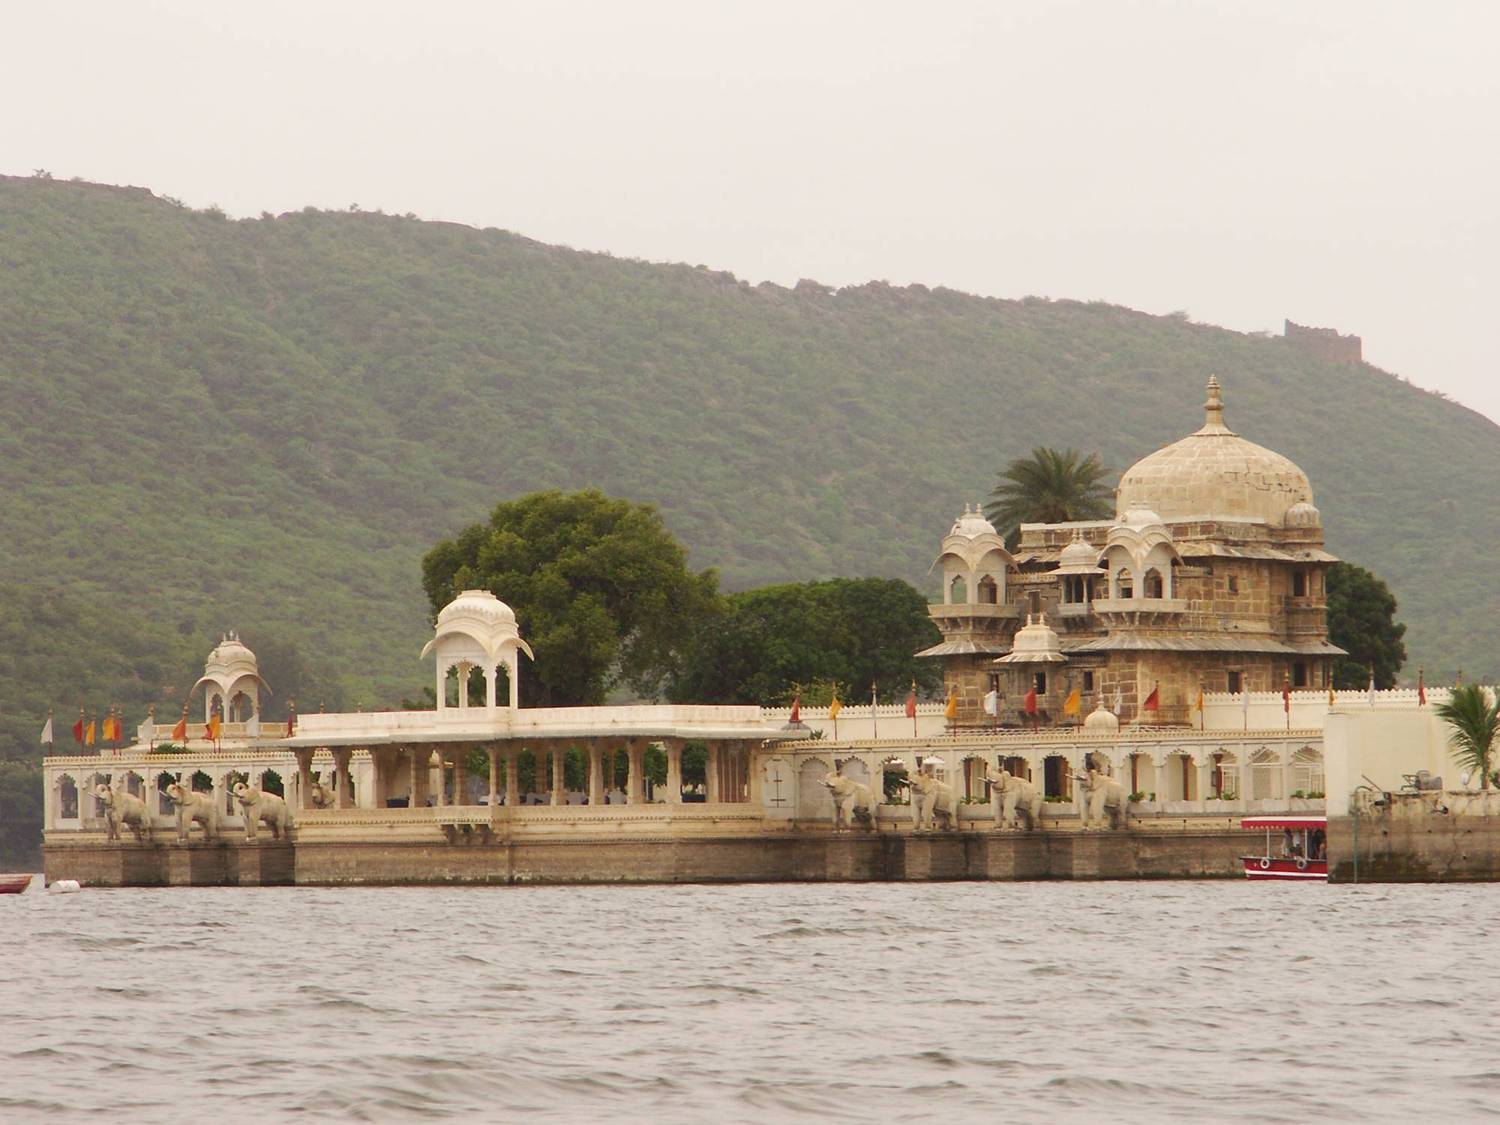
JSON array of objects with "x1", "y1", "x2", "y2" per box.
[{"x1": 4, "y1": 876, "x2": 1500, "y2": 1122}]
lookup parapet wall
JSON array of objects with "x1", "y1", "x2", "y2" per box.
[{"x1": 1330, "y1": 795, "x2": 1500, "y2": 881}]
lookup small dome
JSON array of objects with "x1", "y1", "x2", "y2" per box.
[
  {"x1": 949, "y1": 503, "x2": 999, "y2": 540},
  {"x1": 1115, "y1": 376, "x2": 1314, "y2": 525},
  {"x1": 1284, "y1": 501, "x2": 1321, "y2": 528},
  {"x1": 994, "y1": 614, "x2": 1066, "y2": 664},
  {"x1": 204, "y1": 632, "x2": 258, "y2": 676},
  {"x1": 1084, "y1": 701, "x2": 1119, "y2": 732},
  {"x1": 1055, "y1": 530, "x2": 1101, "y2": 575},
  {"x1": 1119, "y1": 501, "x2": 1165, "y2": 530},
  {"x1": 436, "y1": 589, "x2": 517, "y2": 626}
]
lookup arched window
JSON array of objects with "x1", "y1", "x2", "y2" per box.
[
  {"x1": 58, "y1": 775, "x2": 79, "y2": 820},
  {"x1": 949, "y1": 574, "x2": 969, "y2": 604},
  {"x1": 1116, "y1": 568, "x2": 1133, "y2": 599},
  {"x1": 1143, "y1": 568, "x2": 1164, "y2": 598},
  {"x1": 976, "y1": 575, "x2": 999, "y2": 604}
]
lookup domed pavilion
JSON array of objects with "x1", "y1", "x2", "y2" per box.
[{"x1": 922, "y1": 376, "x2": 1344, "y2": 727}]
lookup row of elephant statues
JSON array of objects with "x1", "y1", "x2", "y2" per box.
[
  {"x1": 93, "y1": 782, "x2": 293, "y2": 844},
  {"x1": 818, "y1": 763, "x2": 1127, "y2": 833}
]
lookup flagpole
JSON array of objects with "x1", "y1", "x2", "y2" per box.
[
  {"x1": 147, "y1": 704, "x2": 156, "y2": 751},
  {"x1": 870, "y1": 682, "x2": 878, "y2": 741},
  {"x1": 911, "y1": 680, "x2": 918, "y2": 737}
]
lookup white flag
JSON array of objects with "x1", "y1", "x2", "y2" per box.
[
  {"x1": 983, "y1": 689, "x2": 1000, "y2": 716},
  {"x1": 40, "y1": 716, "x2": 53, "y2": 744},
  {"x1": 245, "y1": 714, "x2": 260, "y2": 738},
  {"x1": 1112, "y1": 690, "x2": 1123, "y2": 716},
  {"x1": 1367, "y1": 673, "x2": 1376, "y2": 707}
]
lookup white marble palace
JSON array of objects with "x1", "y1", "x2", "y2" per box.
[{"x1": 45, "y1": 376, "x2": 1411, "y2": 857}]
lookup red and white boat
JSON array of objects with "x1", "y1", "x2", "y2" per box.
[
  {"x1": 1241, "y1": 815, "x2": 1327, "y2": 881},
  {"x1": 0, "y1": 874, "x2": 34, "y2": 895}
]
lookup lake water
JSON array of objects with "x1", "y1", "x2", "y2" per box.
[{"x1": 3, "y1": 877, "x2": 1498, "y2": 1123}]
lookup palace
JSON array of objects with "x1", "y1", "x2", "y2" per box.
[
  {"x1": 48, "y1": 375, "x2": 1482, "y2": 886},
  {"x1": 924, "y1": 376, "x2": 1343, "y2": 728}
]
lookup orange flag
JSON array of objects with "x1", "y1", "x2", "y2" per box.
[
  {"x1": 84, "y1": 719, "x2": 97, "y2": 746},
  {"x1": 171, "y1": 714, "x2": 188, "y2": 741}
]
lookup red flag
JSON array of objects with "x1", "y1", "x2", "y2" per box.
[
  {"x1": 1282, "y1": 681, "x2": 1291, "y2": 713},
  {"x1": 1143, "y1": 686, "x2": 1160, "y2": 712},
  {"x1": 904, "y1": 690, "x2": 917, "y2": 719},
  {"x1": 171, "y1": 715, "x2": 188, "y2": 741},
  {"x1": 205, "y1": 715, "x2": 222, "y2": 742},
  {"x1": 72, "y1": 717, "x2": 84, "y2": 744},
  {"x1": 1024, "y1": 685, "x2": 1038, "y2": 715},
  {"x1": 1418, "y1": 670, "x2": 1426, "y2": 706},
  {"x1": 286, "y1": 712, "x2": 296, "y2": 737},
  {"x1": 789, "y1": 695, "x2": 801, "y2": 724}
]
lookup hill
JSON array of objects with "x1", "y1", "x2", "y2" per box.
[{"x1": 1, "y1": 174, "x2": 1496, "y2": 773}]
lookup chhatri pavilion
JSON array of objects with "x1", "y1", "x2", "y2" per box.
[{"x1": 922, "y1": 376, "x2": 1344, "y2": 728}]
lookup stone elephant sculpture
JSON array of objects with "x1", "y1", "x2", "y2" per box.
[
  {"x1": 308, "y1": 781, "x2": 335, "y2": 809},
  {"x1": 819, "y1": 772, "x2": 876, "y2": 831},
  {"x1": 232, "y1": 783, "x2": 292, "y2": 841},
  {"x1": 164, "y1": 782, "x2": 217, "y2": 842},
  {"x1": 986, "y1": 768, "x2": 1042, "y2": 831},
  {"x1": 94, "y1": 783, "x2": 152, "y2": 843},
  {"x1": 1075, "y1": 768, "x2": 1128, "y2": 830},
  {"x1": 905, "y1": 770, "x2": 958, "y2": 831}
]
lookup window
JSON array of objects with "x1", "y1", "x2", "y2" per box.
[
  {"x1": 1144, "y1": 569, "x2": 1164, "y2": 598},
  {"x1": 1292, "y1": 571, "x2": 1308, "y2": 597},
  {"x1": 1227, "y1": 575, "x2": 1239, "y2": 594},
  {"x1": 1082, "y1": 671, "x2": 1095, "y2": 692},
  {"x1": 1034, "y1": 672, "x2": 1047, "y2": 695},
  {"x1": 977, "y1": 575, "x2": 998, "y2": 604},
  {"x1": 1227, "y1": 670, "x2": 1243, "y2": 693},
  {"x1": 1293, "y1": 662, "x2": 1308, "y2": 688},
  {"x1": 1116, "y1": 568, "x2": 1133, "y2": 599}
]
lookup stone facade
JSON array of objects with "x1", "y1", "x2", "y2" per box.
[{"x1": 923, "y1": 377, "x2": 1343, "y2": 727}]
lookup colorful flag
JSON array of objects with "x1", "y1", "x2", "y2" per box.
[
  {"x1": 1418, "y1": 669, "x2": 1426, "y2": 706},
  {"x1": 1142, "y1": 686, "x2": 1160, "y2": 712},
  {"x1": 206, "y1": 715, "x2": 222, "y2": 742},
  {"x1": 944, "y1": 687, "x2": 959, "y2": 721},
  {"x1": 40, "y1": 715, "x2": 53, "y2": 745},
  {"x1": 1024, "y1": 684, "x2": 1038, "y2": 715},
  {"x1": 72, "y1": 716, "x2": 84, "y2": 744},
  {"x1": 789, "y1": 694, "x2": 801, "y2": 724},
  {"x1": 1062, "y1": 687, "x2": 1081, "y2": 716},
  {"x1": 84, "y1": 720, "x2": 96, "y2": 746},
  {"x1": 1367, "y1": 672, "x2": 1376, "y2": 706},
  {"x1": 245, "y1": 713, "x2": 260, "y2": 738},
  {"x1": 904, "y1": 688, "x2": 917, "y2": 719},
  {"x1": 983, "y1": 689, "x2": 999, "y2": 717},
  {"x1": 171, "y1": 714, "x2": 188, "y2": 741},
  {"x1": 1328, "y1": 682, "x2": 1336, "y2": 707},
  {"x1": 1282, "y1": 679, "x2": 1291, "y2": 713},
  {"x1": 827, "y1": 695, "x2": 842, "y2": 721},
  {"x1": 111, "y1": 714, "x2": 123, "y2": 742},
  {"x1": 286, "y1": 707, "x2": 297, "y2": 737},
  {"x1": 1113, "y1": 690, "x2": 1123, "y2": 717},
  {"x1": 1195, "y1": 687, "x2": 1205, "y2": 713}
]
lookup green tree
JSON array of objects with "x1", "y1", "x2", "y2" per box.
[
  {"x1": 670, "y1": 577, "x2": 941, "y2": 704},
  {"x1": 1327, "y1": 562, "x2": 1407, "y2": 688},
  {"x1": 1435, "y1": 683, "x2": 1499, "y2": 790},
  {"x1": 421, "y1": 490, "x2": 721, "y2": 706},
  {"x1": 984, "y1": 448, "x2": 1113, "y2": 545}
]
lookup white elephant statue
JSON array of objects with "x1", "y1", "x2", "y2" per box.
[
  {"x1": 308, "y1": 780, "x2": 335, "y2": 809},
  {"x1": 819, "y1": 772, "x2": 876, "y2": 831},
  {"x1": 232, "y1": 782, "x2": 292, "y2": 841},
  {"x1": 164, "y1": 782, "x2": 217, "y2": 842},
  {"x1": 986, "y1": 767, "x2": 1042, "y2": 831},
  {"x1": 905, "y1": 770, "x2": 958, "y2": 831},
  {"x1": 94, "y1": 783, "x2": 152, "y2": 843},
  {"x1": 1075, "y1": 768, "x2": 1128, "y2": 830}
]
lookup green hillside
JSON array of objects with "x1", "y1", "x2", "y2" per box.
[{"x1": 1, "y1": 173, "x2": 1495, "y2": 769}]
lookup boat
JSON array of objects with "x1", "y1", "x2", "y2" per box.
[
  {"x1": 1241, "y1": 815, "x2": 1327, "y2": 881},
  {"x1": 0, "y1": 874, "x2": 34, "y2": 895}
]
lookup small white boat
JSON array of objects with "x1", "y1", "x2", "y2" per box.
[
  {"x1": 47, "y1": 879, "x2": 82, "y2": 894},
  {"x1": 0, "y1": 874, "x2": 33, "y2": 895}
]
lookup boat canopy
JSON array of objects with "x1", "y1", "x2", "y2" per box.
[{"x1": 1241, "y1": 815, "x2": 1326, "y2": 830}]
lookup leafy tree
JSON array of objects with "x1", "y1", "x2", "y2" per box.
[
  {"x1": 1435, "y1": 683, "x2": 1499, "y2": 790},
  {"x1": 421, "y1": 490, "x2": 720, "y2": 706},
  {"x1": 670, "y1": 577, "x2": 941, "y2": 704},
  {"x1": 1327, "y1": 562, "x2": 1407, "y2": 688},
  {"x1": 984, "y1": 448, "x2": 1113, "y2": 545}
]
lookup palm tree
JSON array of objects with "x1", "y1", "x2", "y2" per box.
[
  {"x1": 985, "y1": 447, "x2": 1114, "y2": 545},
  {"x1": 1435, "y1": 682, "x2": 1499, "y2": 790}
]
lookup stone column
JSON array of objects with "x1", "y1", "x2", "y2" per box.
[
  {"x1": 433, "y1": 750, "x2": 447, "y2": 807},
  {"x1": 665, "y1": 739, "x2": 683, "y2": 804},
  {"x1": 485, "y1": 666, "x2": 497, "y2": 710},
  {"x1": 453, "y1": 752, "x2": 468, "y2": 807},
  {"x1": 508, "y1": 654, "x2": 520, "y2": 710},
  {"x1": 705, "y1": 742, "x2": 722, "y2": 804},
  {"x1": 1197, "y1": 756, "x2": 1214, "y2": 804},
  {"x1": 333, "y1": 749, "x2": 354, "y2": 809},
  {"x1": 407, "y1": 747, "x2": 423, "y2": 807},
  {"x1": 587, "y1": 743, "x2": 604, "y2": 806},
  {"x1": 551, "y1": 746, "x2": 567, "y2": 806},
  {"x1": 487, "y1": 747, "x2": 499, "y2": 808},
  {"x1": 1152, "y1": 757, "x2": 1168, "y2": 804},
  {"x1": 747, "y1": 743, "x2": 765, "y2": 807},
  {"x1": 504, "y1": 750, "x2": 520, "y2": 808},
  {"x1": 294, "y1": 749, "x2": 314, "y2": 811},
  {"x1": 1281, "y1": 748, "x2": 1296, "y2": 802},
  {"x1": 626, "y1": 740, "x2": 646, "y2": 805},
  {"x1": 456, "y1": 661, "x2": 471, "y2": 711}
]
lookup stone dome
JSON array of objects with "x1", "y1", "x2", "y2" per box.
[
  {"x1": 994, "y1": 614, "x2": 1066, "y2": 664},
  {"x1": 1284, "y1": 501, "x2": 1322, "y2": 528},
  {"x1": 1084, "y1": 701, "x2": 1119, "y2": 732},
  {"x1": 1119, "y1": 502, "x2": 1166, "y2": 530},
  {"x1": 1056, "y1": 530, "x2": 1100, "y2": 574},
  {"x1": 436, "y1": 589, "x2": 517, "y2": 627},
  {"x1": 948, "y1": 503, "x2": 999, "y2": 540},
  {"x1": 204, "y1": 632, "x2": 258, "y2": 677},
  {"x1": 1115, "y1": 377, "x2": 1314, "y2": 526}
]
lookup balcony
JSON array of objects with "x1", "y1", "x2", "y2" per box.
[
  {"x1": 928, "y1": 602, "x2": 1021, "y2": 622},
  {"x1": 1092, "y1": 597, "x2": 1188, "y2": 626}
]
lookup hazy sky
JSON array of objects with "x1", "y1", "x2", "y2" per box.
[{"x1": 5, "y1": 1, "x2": 1496, "y2": 419}]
